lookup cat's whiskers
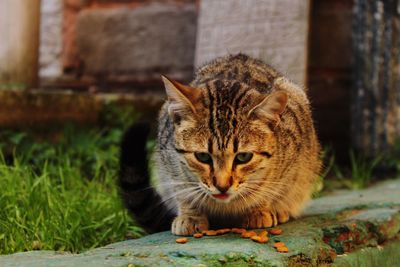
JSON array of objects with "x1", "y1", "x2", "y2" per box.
[
  {"x1": 247, "y1": 179, "x2": 289, "y2": 185},
  {"x1": 182, "y1": 187, "x2": 203, "y2": 204},
  {"x1": 237, "y1": 191, "x2": 251, "y2": 211},
  {"x1": 199, "y1": 191, "x2": 211, "y2": 208},
  {"x1": 157, "y1": 182, "x2": 200, "y2": 191},
  {"x1": 248, "y1": 183, "x2": 299, "y2": 210},
  {"x1": 245, "y1": 180, "x2": 288, "y2": 195},
  {"x1": 137, "y1": 183, "x2": 198, "y2": 194},
  {"x1": 258, "y1": 186, "x2": 286, "y2": 201},
  {"x1": 139, "y1": 186, "x2": 201, "y2": 228},
  {"x1": 157, "y1": 186, "x2": 200, "y2": 207},
  {"x1": 190, "y1": 190, "x2": 208, "y2": 209},
  {"x1": 243, "y1": 185, "x2": 281, "y2": 203},
  {"x1": 241, "y1": 187, "x2": 263, "y2": 205}
]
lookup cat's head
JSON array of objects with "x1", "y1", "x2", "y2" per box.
[{"x1": 162, "y1": 76, "x2": 288, "y2": 206}]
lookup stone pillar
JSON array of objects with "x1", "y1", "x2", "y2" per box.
[
  {"x1": 39, "y1": 0, "x2": 63, "y2": 83},
  {"x1": 352, "y1": 0, "x2": 400, "y2": 157},
  {"x1": 195, "y1": 0, "x2": 311, "y2": 85},
  {"x1": 0, "y1": 0, "x2": 41, "y2": 89}
]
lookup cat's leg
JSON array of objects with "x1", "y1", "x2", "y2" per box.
[
  {"x1": 171, "y1": 206, "x2": 209, "y2": 235},
  {"x1": 243, "y1": 208, "x2": 290, "y2": 228}
]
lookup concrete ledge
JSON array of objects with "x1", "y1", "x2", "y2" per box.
[{"x1": 1, "y1": 179, "x2": 399, "y2": 266}]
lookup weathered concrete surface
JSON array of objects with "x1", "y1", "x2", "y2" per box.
[
  {"x1": 1, "y1": 179, "x2": 400, "y2": 266},
  {"x1": 76, "y1": 3, "x2": 197, "y2": 82}
]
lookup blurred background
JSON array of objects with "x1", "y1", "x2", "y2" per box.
[{"x1": 0, "y1": 0, "x2": 399, "y2": 255}]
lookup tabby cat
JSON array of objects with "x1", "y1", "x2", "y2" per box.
[{"x1": 119, "y1": 54, "x2": 321, "y2": 235}]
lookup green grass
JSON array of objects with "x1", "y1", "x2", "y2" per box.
[
  {"x1": 349, "y1": 151, "x2": 382, "y2": 189},
  {"x1": 0, "y1": 106, "x2": 145, "y2": 255},
  {"x1": 0, "y1": 83, "x2": 28, "y2": 90},
  {"x1": 317, "y1": 147, "x2": 386, "y2": 193}
]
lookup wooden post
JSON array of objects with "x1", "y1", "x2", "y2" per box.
[
  {"x1": 0, "y1": 0, "x2": 41, "y2": 89},
  {"x1": 352, "y1": 0, "x2": 400, "y2": 157}
]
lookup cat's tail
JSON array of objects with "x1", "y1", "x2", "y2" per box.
[{"x1": 119, "y1": 122, "x2": 174, "y2": 233}]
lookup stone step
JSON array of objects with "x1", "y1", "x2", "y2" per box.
[{"x1": 1, "y1": 179, "x2": 400, "y2": 266}]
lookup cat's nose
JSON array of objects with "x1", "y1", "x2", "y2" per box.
[
  {"x1": 215, "y1": 184, "x2": 230, "y2": 194},
  {"x1": 213, "y1": 176, "x2": 233, "y2": 193}
]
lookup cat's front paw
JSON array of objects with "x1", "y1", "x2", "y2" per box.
[
  {"x1": 171, "y1": 215, "x2": 209, "y2": 236},
  {"x1": 243, "y1": 209, "x2": 290, "y2": 229}
]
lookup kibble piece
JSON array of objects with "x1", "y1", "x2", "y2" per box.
[
  {"x1": 251, "y1": 235, "x2": 268, "y2": 243},
  {"x1": 241, "y1": 231, "x2": 257, "y2": 238},
  {"x1": 205, "y1": 230, "x2": 218, "y2": 236},
  {"x1": 175, "y1": 237, "x2": 188, "y2": 244},
  {"x1": 277, "y1": 246, "x2": 289, "y2": 253},
  {"x1": 270, "y1": 228, "x2": 283, "y2": 235},
  {"x1": 216, "y1": 228, "x2": 231, "y2": 235},
  {"x1": 259, "y1": 230, "x2": 268, "y2": 238},
  {"x1": 232, "y1": 228, "x2": 246, "y2": 234},
  {"x1": 273, "y1": 242, "x2": 286, "y2": 248},
  {"x1": 193, "y1": 233, "x2": 204, "y2": 238}
]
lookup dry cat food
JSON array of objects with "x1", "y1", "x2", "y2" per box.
[
  {"x1": 273, "y1": 241, "x2": 286, "y2": 248},
  {"x1": 259, "y1": 230, "x2": 268, "y2": 238},
  {"x1": 270, "y1": 228, "x2": 283, "y2": 235},
  {"x1": 200, "y1": 228, "x2": 234, "y2": 236},
  {"x1": 273, "y1": 241, "x2": 289, "y2": 253},
  {"x1": 241, "y1": 231, "x2": 257, "y2": 238},
  {"x1": 250, "y1": 235, "x2": 269, "y2": 244},
  {"x1": 216, "y1": 228, "x2": 231, "y2": 235},
  {"x1": 175, "y1": 228, "x2": 286, "y2": 248},
  {"x1": 231, "y1": 228, "x2": 247, "y2": 234},
  {"x1": 204, "y1": 230, "x2": 218, "y2": 236},
  {"x1": 175, "y1": 237, "x2": 188, "y2": 244},
  {"x1": 276, "y1": 246, "x2": 289, "y2": 253},
  {"x1": 193, "y1": 233, "x2": 204, "y2": 238}
]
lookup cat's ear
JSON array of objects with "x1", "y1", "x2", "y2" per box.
[
  {"x1": 162, "y1": 75, "x2": 202, "y2": 119},
  {"x1": 248, "y1": 91, "x2": 288, "y2": 122}
]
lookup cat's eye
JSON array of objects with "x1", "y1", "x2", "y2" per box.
[
  {"x1": 234, "y1": 153, "x2": 253, "y2": 164},
  {"x1": 194, "y1": 152, "x2": 212, "y2": 164}
]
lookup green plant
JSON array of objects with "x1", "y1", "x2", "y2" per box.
[
  {"x1": 349, "y1": 151, "x2": 381, "y2": 189},
  {"x1": 0, "y1": 111, "x2": 146, "y2": 254},
  {"x1": 0, "y1": 83, "x2": 28, "y2": 90},
  {"x1": 382, "y1": 139, "x2": 400, "y2": 174}
]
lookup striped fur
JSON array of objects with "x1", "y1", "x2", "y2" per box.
[{"x1": 121, "y1": 54, "x2": 321, "y2": 235}]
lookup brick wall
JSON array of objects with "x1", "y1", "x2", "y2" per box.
[
  {"x1": 63, "y1": 0, "x2": 195, "y2": 71},
  {"x1": 50, "y1": 0, "x2": 197, "y2": 90}
]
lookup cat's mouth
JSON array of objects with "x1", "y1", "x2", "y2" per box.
[{"x1": 212, "y1": 193, "x2": 230, "y2": 200}]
